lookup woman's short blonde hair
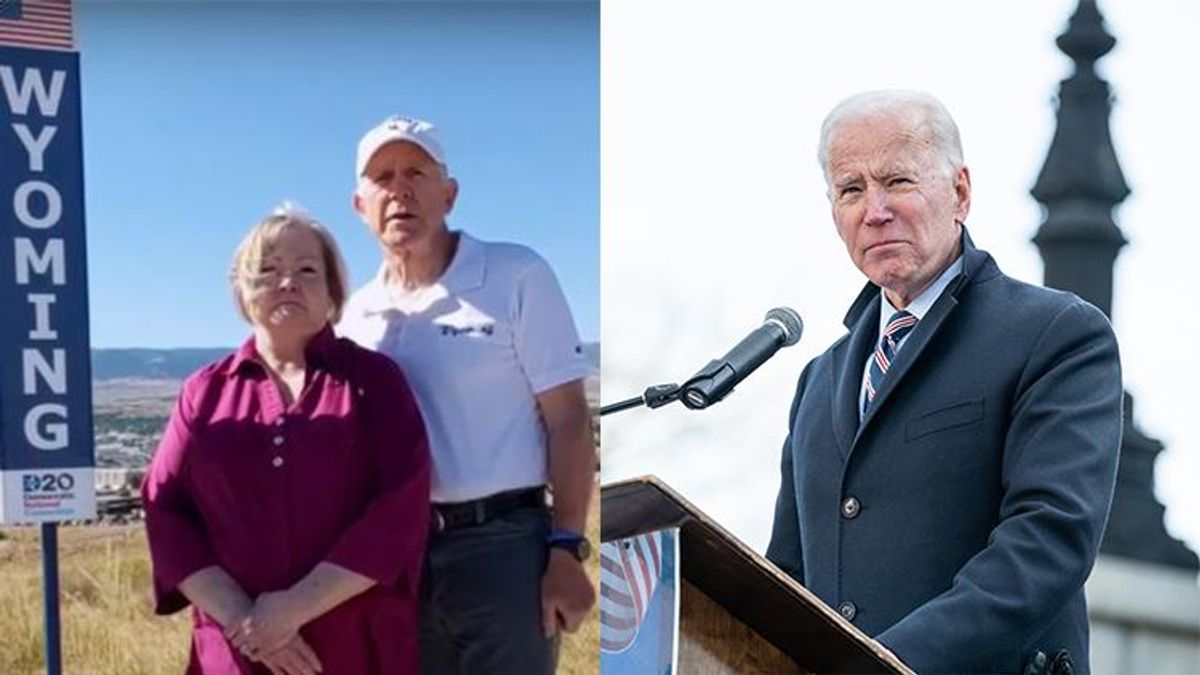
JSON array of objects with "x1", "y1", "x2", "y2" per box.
[{"x1": 229, "y1": 203, "x2": 350, "y2": 324}]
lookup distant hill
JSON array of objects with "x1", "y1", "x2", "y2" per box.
[
  {"x1": 91, "y1": 341, "x2": 600, "y2": 381},
  {"x1": 91, "y1": 348, "x2": 232, "y2": 380}
]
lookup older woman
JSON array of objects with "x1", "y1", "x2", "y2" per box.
[{"x1": 142, "y1": 206, "x2": 430, "y2": 674}]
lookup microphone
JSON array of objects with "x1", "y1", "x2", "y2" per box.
[{"x1": 679, "y1": 307, "x2": 803, "y2": 410}]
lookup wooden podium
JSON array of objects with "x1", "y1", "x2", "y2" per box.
[{"x1": 602, "y1": 476, "x2": 913, "y2": 674}]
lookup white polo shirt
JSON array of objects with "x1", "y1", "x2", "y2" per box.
[{"x1": 337, "y1": 232, "x2": 591, "y2": 503}]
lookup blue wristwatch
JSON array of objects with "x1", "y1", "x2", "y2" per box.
[{"x1": 547, "y1": 529, "x2": 591, "y2": 561}]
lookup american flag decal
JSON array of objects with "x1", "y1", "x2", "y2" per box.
[
  {"x1": 600, "y1": 531, "x2": 663, "y2": 653},
  {"x1": 0, "y1": 0, "x2": 73, "y2": 51}
]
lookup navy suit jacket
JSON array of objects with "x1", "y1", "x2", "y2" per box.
[{"x1": 766, "y1": 231, "x2": 1122, "y2": 674}]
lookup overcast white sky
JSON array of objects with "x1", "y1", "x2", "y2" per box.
[{"x1": 601, "y1": 0, "x2": 1200, "y2": 568}]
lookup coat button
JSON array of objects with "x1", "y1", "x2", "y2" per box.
[
  {"x1": 272, "y1": 456, "x2": 284, "y2": 468},
  {"x1": 273, "y1": 435, "x2": 284, "y2": 446},
  {"x1": 841, "y1": 497, "x2": 861, "y2": 519},
  {"x1": 274, "y1": 418, "x2": 285, "y2": 427},
  {"x1": 838, "y1": 601, "x2": 857, "y2": 621}
]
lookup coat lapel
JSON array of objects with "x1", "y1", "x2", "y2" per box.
[
  {"x1": 856, "y1": 290, "x2": 961, "y2": 435},
  {"x1": 837, "y1": 227, "x2": 996, "y2": 452},
  {"x1": 831, "y1": 286, "x2": 879, "y2": 459}
]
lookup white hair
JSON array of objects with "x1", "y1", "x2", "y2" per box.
[
  {"x1": 353, "y1": 157, "x2": 451, "y2": 198},
  {"x1": 271, "y1": 200, "x2": 312, "y2": 220},
  {"x1": 817, "y1": 90, "x2": 964, "y2": 183}
]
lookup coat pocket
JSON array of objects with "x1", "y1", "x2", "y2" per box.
[{"x1": 905, "y1": 399, "x2": 984, "y2": 441}]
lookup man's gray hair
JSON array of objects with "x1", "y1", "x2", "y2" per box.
[{"x1": 817, "y1": 90, "x2": 964, "y2": 183}]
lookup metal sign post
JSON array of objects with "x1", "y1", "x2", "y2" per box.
[
  {"x1": 1, "y1": 3, "x2": 93, "y2": 673},
  {"x1": 41, "y1": 522, "x2": 62, "y2": 674}
]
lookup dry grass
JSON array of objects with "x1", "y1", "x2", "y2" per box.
[
  {"x1": 560, "y1": 479, "x2": 600, "y2": 675},
  {"x1": 0, "y1": 525, "x2": 191, "y2": 674},
  {"x1": 0, "y1": 487, "x2": 599, "y2": 674}
]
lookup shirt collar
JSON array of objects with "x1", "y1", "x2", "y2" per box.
[
  {"x1": 227, "y1": 335, "x2": 260, "y2": 375},
  {"x1": 226, "y1": 323, "x2": 339, "y2": 376},
  {"x1": 358, "y1": 230, "x2": 486, "y2": 313}
]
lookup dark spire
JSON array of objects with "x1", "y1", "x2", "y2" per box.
[
  {"x1": 1032, "y1": 0, "x2": 1127, "y2": 319},
  {"x1": 1033, "y1": 0, "x2": 1197, "y2": 571}
]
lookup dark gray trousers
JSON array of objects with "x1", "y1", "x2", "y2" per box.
[{"x1": 419, "y1": 506, "x2": 560, "y2": 675}]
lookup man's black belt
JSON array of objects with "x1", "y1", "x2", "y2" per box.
[{"x1": 431, "y1": 487, "x2": 546, "y2": 533}]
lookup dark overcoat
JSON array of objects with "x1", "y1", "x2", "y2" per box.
[{"x1": 767, "y1": 231, "x2": 1122, "y2": 674}]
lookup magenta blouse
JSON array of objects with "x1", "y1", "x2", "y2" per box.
[{"x1": 142, "y1": 325, "x2": 430, "y2": 674}]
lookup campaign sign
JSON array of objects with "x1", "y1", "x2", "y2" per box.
[
  {"x1": 0, "y1": 44, "x2": 94, "y2": 523},
  {"x1": 600, "y1": 528, "x2": 680, "y2": 675}
]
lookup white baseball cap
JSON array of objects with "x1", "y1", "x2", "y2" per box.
[{"x1": 355, "y1": 116, "x2": 447, "y2": 176}]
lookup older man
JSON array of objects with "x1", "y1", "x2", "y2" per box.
[
  {"x1": 338, "y1": 116, "x2": 595, "y2": 674},
  {"x1": 766, "y1": 91, "x2": 1122, "y2": 674}
]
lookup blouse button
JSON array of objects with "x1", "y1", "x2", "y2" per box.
[
  {"x1": 273, "y1": 435, "x2": 284, "y2": 446},
  {"x1": 272, "y1": 456, "x2": 284, "y2": 468},
  {"x1": 274, "y1": 418, "x2": 285, "y2": 427}
]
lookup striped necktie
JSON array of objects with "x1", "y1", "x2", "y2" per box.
[{"x1": 863, "y1": 310, "x2": 918, "y2": 415}]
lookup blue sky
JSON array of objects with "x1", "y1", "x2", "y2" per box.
[{"x1": 76, "y1": 1, "x2": 598, "y2": 347}]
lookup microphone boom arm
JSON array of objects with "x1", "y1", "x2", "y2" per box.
[
  {"x1": 598, "y1": 383, "x2": 681, "y2": 417},
  {"x1": 598, "y1": 307, "x2": 803, "y2": 416}
]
